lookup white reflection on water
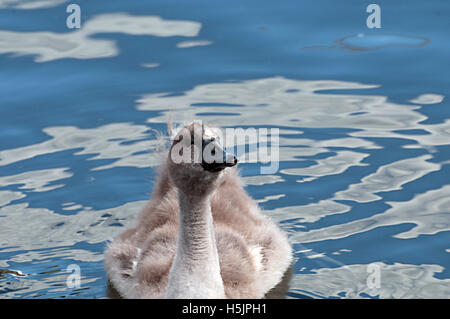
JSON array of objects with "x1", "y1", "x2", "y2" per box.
[
  {"x1": 302, "y1": 33, "x2": 430, "y2": 52},
  {"x1": 0, "y1": 268, "x2": 99, "y2": 298},
  {"x1": 0, "y1": 190, "x2": 25, "y2": 206},
  {"x1": 339, "y1": 33, "x2": 429, "y2": 51},
  {"x1": 138, "y1": 77, "x2": 450, "y2": 148},
  {"x1": 0, "y1": 123, "x2": 163, "y2": 170},
  {"x1": 289, "y1": 262, "x2": 450, "y2": 298},
  {"x1": 266, "y1": 200, "x2": 351, "y2": 224},
  {"x1": 292, "y1": 185, "x2": 450, "y2": 243},
  {"x1": 141, "y1": 63, "x2": 160, "y2": 69},
  {"x1": 0, "y1": 198, "x2": 144, "y2": 297},
  {"x1": 0, "y1": 0, "x2": 67, "y2": 9},
  {"x1": 278, "y1": 136, "x2": 380, "y2": 169},
  {"x1": 176, "y1": 40, "x2": 213, "y2": 48},
  {"x1": 0, "y1": 167, "x2": 72, "y2": 192},
  {"x1": 410, "y1": 94, "x2": 445, "y2": 105},
  {"x1": 281, "y1": 151, "x2": 369, "y2": 179},
  {"x1": 242, "y1": 174, "x2": 285, "y2": 186},
  {"x1": 139, "y1": 77, "x2": 383, "y2": 128},
  {"x1": 0, "y1": 13, "x2": 201, "y2": 62},
  {"x1": 0, "y1": 199, "x2": 146, "y2": 253},
  {"x1": 334, "y1": 155, "x2": 441, "y2": 203}
]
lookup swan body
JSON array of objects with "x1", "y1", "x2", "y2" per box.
[{"x1": 104, "y1": 122, "x2": 292, "y2": 298}]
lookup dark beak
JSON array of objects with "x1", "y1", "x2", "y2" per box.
[{"x1": 201, "y1": 141, "x2": 238, "y2": 172}]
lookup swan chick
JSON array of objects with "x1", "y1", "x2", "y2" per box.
[{"x1": 104, "y1": 122, "x2": 292, "y2": 298}]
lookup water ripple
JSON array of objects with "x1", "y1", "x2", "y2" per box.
[
  {"x1": 290, "y1": 263, "x2": 450, "y2": 298},
  {"x1": 292, "y1": 184, "x2": 450, "y2": 244},
  {"x1": 0, "y1": 13, "x2": 201, "y2": 62}
]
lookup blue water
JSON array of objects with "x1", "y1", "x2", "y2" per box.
[{"x1": 1, "y1": 0, "x2": 449, "y2": 298}]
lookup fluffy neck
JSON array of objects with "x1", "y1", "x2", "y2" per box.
[{"x1": 166, "y1": 189, "x2": 225, "y2": 298}]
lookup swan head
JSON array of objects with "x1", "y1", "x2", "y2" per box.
[{"x1": 167, "y1": 122, "x2": 237, "y2": 195}]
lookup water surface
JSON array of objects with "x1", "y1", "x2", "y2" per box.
[{"x1": 0, "y1": 0, "x2": 449, "y2": 298}]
